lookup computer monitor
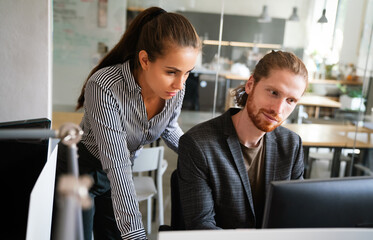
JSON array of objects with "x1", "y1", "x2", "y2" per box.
[
  {"x1": 0, "y1": 118, "x2": 51, "y2": 239},
  {"x1": 262, "y1": 176, "x2": 373, "y2": 228}
]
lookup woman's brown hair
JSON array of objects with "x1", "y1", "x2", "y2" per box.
[
  {"x1": 76, "y1": 7, "x2": 201, "y2": 110},
  {"x1": 233, "y1": 50, "x2": 308, "y2": 107}
]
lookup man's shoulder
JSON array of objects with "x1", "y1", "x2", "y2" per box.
[
  {"x1": 182, "y1": 111, "x2": 235, "y2": 145},
  {"x1": 270, "y1": 125, "x2": 301, "y2": 143},
  {"x1": 184, "y1": 115, "x2": 224, "y2": 138},
  {"x1": 186, "y1": 109, "x2": 238, "y2": 136}
]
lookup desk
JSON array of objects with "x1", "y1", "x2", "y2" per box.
[
  {"x1": 297, "y1": 95, "x2": 341, "y2": 123},
  {"x1": 158, "y1": 228, "x2": 373, "y2": 240},
  {"x1": 283, "y1": 123, "x2": 373, "y2": 177},
  {"x1": 52, "y1": 112, "x2": 84, "y2": 130}
]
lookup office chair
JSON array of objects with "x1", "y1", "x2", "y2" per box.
[
  {"x1": 158, "y1": 169, "x2": 185, "y2": 231},
  {"x1": 170, "y1": 169, "x2": 185, "y2": 230}
]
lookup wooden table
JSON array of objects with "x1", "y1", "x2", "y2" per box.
[
  {"x1": 297, "y1": 95, "x2": 341, "y2": 123},
  {"x1": 52, "y1": 112, "x2": 84, "y2": 130},
  {"x1": 283, "y1": 123, "x2": 373, "y2": 177}
]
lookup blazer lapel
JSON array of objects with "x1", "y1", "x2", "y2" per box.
[
  {"x1": 223, "y1": 109, "x2": 256, "y2": 221},
  {"x1": 264, "y1": 132, "x2": 278, "y2": 192},
  {"x1": 226, "y1": 135, "x2": 256, "y2": 220}
]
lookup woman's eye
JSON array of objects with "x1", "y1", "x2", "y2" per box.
[{"x1": 167, "y1": 71, "x2": 176, "y2": 75}]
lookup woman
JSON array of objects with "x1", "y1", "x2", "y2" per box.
[{"x1": 56, "y1": 6, "x2": 201, "y2": 240}]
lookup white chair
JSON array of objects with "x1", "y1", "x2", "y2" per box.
[
  {"x1": 132, "y1": 146, "x2": 168, "y2": 234},
  {"x1": 308, "y1": 150, "x2": 350, "y2": 178}
]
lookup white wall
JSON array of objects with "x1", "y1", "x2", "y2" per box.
[
  {"x1": 339, "y1": 0, "x2": 366, "y2": 65},
  {"x1": 0, "y1": 0, "x2": 52, "y2": 122}
]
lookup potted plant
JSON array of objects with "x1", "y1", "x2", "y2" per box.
[{"x1": 338, "y1": 84, "x2": 365, "y2": 111}]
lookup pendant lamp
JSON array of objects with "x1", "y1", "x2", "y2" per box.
[
  {"x1": 317, "y1": 9, "x2": 328, "y2": 23},
  {"x1": 318, "y1": 0, "x2": 328, "y2": 23},
  {"x1": 288, "y1": 7, "x2": 299, "y2": 21},
  {"x1": 258, "y1": 5, "x2": 272, "y2": 23}
]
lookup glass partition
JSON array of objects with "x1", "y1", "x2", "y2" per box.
[
  {"x1": 52, "y1": 0, "x2": 372, "y2": 177},
  {"x1": 352, "y1": 0, "x2": 373, "y2": 177}
]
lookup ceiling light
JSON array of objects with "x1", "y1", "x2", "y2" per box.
[
  {"x1": 317, "y1": 9, "x2": 328, "y2": 23},
  {"x1": 258, "y1": 5, "x2": 271, "y2": 23},
  {"x1": 288, "y1": 7, "x2": 299, "y2": 21}
]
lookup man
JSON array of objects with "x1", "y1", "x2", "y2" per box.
[{"x1": 177, "y1": 50, "x2": 308, "y2": 230}]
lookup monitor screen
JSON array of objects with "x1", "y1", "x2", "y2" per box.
[
  {"x1": 262, "y1": 176, "x2": 373, "y2": 228},
  {"x1": 0, "y1": 118, "x2": 51, "y2": 239}
]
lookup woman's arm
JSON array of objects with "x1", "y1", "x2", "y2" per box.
[{"x1": 161, "y1": 99, "x2": 184, "y2": 152}]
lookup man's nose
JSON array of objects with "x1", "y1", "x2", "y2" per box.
[{"x1": 270, "y1": 99, "x2": 286, "y2": 115}]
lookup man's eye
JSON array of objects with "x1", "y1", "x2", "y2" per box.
[{"x1": 270, "y1": 90, "x2": 278, "y2": 96}]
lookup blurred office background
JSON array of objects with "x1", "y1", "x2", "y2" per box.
[{"x1": 1, "y1": 0, "x2": 373, "y2": 239}]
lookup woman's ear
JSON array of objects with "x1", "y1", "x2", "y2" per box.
[
  {"x1": 138, "y1": 50, "x2": 149, "y2": 70},
  {"x1": 245, "y1": 75, "x2": 255, "y2": 94}
]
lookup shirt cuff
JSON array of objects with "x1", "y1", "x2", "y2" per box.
[{"x1": 122, "y1": 228, "x2": 147, "y2": 240}]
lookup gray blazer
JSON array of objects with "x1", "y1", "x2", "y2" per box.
[{"x1": 177, "y1": 108, "x2": 304, "y2": 230}]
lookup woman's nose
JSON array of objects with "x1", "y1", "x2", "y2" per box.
[{"x1": 172, "y1": 76, "x2": 186, "y2": 90}]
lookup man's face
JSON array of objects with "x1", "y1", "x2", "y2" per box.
[{"x1": 245, "y1": 69, "x2": 306, "y2": 132}]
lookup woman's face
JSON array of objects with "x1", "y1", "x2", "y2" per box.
[{"x1": 138, "y1": 45, "x2": 200, "y2": 100}]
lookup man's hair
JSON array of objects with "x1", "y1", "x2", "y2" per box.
[{"x1": 233, "y1": 50, "x2": 308, "y2": 107}]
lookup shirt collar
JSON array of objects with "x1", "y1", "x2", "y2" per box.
[{"x1": 121, "y1": 60, "x2": 141, "y2": 93}]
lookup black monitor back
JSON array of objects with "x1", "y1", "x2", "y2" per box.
[
  {"x1": 0, "y1": 118, "x2": 51, "y2": 239},
  {"x1": 262, "y1": 176, "x2": 373, "y2": 228}
]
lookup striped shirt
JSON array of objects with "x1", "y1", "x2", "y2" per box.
[{"x1": 80, "y1": 60, "x2": 184, "y2": 239}]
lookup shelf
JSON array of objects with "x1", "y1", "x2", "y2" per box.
[
  {"x1": 224, "y1": 74, "x2": 249, "y2": 81},
  {"x1": 202, "y1": 40, "x2": 281, "y2": 49},
  {"x1": 309, "y1": 79, "x2": 363, "y2": 85}
]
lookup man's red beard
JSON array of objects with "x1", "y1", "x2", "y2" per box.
[{"x1": 246, "y1": 91, "x2": 283, "y2": 132}]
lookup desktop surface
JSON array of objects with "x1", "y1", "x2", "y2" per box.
[{"x1": 158, "y1": 228, "x2": 373, "y2": 240}]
